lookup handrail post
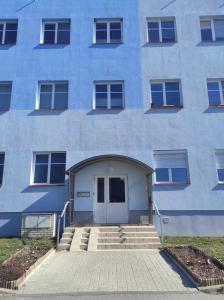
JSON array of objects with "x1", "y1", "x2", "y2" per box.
[{"x1": 57, "y1": 215, "x2": 61, "y2": 248}]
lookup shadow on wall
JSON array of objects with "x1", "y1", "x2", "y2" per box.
[
  {"x1": 0, "y1": 45, "x2": 15, "y2": 50},
  {"x1": 87, "y1": 109, "x2": 123, "y2": 115},
  {"x1": 153, "y1": 184, "x2": 189, "y2": 192},
  {"x1": 89, "y1": 44, "x2": 122, "y2": 49},
  {"x1": 0, "y1": 182, "x2": 68, "y2": 237},
  {"x1": 145, "y1": 108, "x2": 182, "y2": 114},
  {"x1": 203, "y1": 107, "x2": 224, "y2": 114},
  {"x1": 27, "y1": 110, "x2": 66, "y2": 116},
  {"x1": 33, "y1": 44, "x2": 69, "y2": 50}
]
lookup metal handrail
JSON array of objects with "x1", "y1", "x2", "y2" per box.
[
  {"x1": 57, "y1": 201, "x2": 70, "y2": 247},
  {"x1": 152, "y1": 199, "x2": 163, "y2": 243}
]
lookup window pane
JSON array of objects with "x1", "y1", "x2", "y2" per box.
[
  {"x1": 97, "y1": 178, "x2": 105, "y2": 203},
  {"x1": 34, "y1": 165, "x2": 48, "y2": 183},
  {"x1": 39, "y1": 93, "x2": 52, "y2": 109},
  {"x1": 44, "y1": 28, "x2": 56, "y2": 44},
  {"x1": 45, "y1": 24, "x2": 56, "y2": 30},
  {"x1": 148, "y1": 22, "x2": 159, "y2": 42},
  {"x1": 111, "y1": 84, "x2": 122, "y2": 93},
  {"x1": 151, "y1": 83, "x2": 163, "y2": 106},
  {"x1": 0, "y1": 94, "x2": 11, "y2": 110},
  {"x1": 40, "y1": 84, "x2": 52, "y2": 93},
  {"x1": 207, "y1": 82, "x2": 221, "y2": 105},
  {"x1": 0, "y1": 165, "x2": 4, "y2": 185},
  {"x1": 165, "y1": 83, "x2": 180, "y2": 106},
  {"x1": 155, "y1": 168, "x2": 169, "y2": 182},
  {"x1": 57, "y1": 30, "x2": 70, "y2": 44},
  {"x1": 38, "y1": 215, "x2": 51, "y2": 228},
  {"x1": 54, "y1": 93, "x2": 68, "y2": 109},
  {"x1": 0, "y1": 31, "x2": 3, "y2": 44},
  {"x1": 161, "y1": 21, "x2": 175, "y2": 42},
  {"x1": 5, "y1": 23, "x2": 18, "y2": 30},
  {"x1": 111, "y1": 94, "x2": 123, "y2": 108},
  {"x1": 0, "y1": 83, "x2": 12, "y2": 93},
  {"x1": 200, "y1": 21, "x2": 213, "y2": 41},
  {"x1": 109, "y1": 178, "x2": 125, "y2": 203},
  {"x1": 4, "y1": 30, "x2": 17, "y2": 44},
  {"x1": 50, "y1": 164, "x2": 65, "y2": 183},
  {"x1": 51, "y1": 153, "x2": 66, "y2": 164},
  {"x1": 214, "y1": 19, "x2": 224, "y2": 41},
  {"x1": 218, "y1": 169, "x2": 224, "y2": 182},
  {"x1": 96, "y1": 85, "x2": 107, "y2": 92},
  {"x1": 110, "y1": 29, "x2": 121, "y2": 42},
  {"x1": 96, "y1": 22, "x2": 107, "y2": 43},
  {"x1": 36, "y1": 154, "x2": 48, "y2": 164},
  {"x1": 110, "y1": 22, "x2": 122, "y2": 42},
  {"x1": 55, "y1": 83, "x2": 68, "y2": 93},
  {"x1": 0, "y1": 153, "x2": 5, "y2": 164},
  {"x1": 171, "y1": 168, "x2": 188, "y2": 183},
  {"x1": 58, "y1": 22, "x2": 70, "y2": 30}
]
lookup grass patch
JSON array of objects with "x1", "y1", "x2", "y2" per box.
[
  {"x1": 163, "y1": 237, "x2": 224, "y2": 262},
  {"x1": 0, "y1": 238, "x2": 55, "y2": 265}
]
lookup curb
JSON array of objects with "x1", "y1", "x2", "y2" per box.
[{"x1": 0, "y1": 248, "x2": 55, "y2": 290}]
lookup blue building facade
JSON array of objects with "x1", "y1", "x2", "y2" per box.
[{"x1": 0, "y1": 0, "x2": 224, "y2": 237}]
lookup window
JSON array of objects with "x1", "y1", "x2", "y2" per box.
[
  {"x1": 0, "y1": 153, "x2": 5, "y2": 185},
  {"x1": 94, "y1": 82, "x2": 124, "y2": 110},
  {"x1": 38, "y1": 82, "x2": 68, "y2": 110},
  {"x1": 207, "y1": 80, "x2": 224, "y2": 106},
  {"x1": 41, "y1": 20, "x2": 70, "y2": 44},
  {"x1": 150, "y1": 81, "x2": 182, "y2": 107},
  {"x1": 94, "y1": 19, "x2": 122, "y2": 44},
  {"x1": 200, "y1": 18, "x2": 224, "y2": 42},
  {"x1": 23, "y1": 214, "x2": 51, "y2": 229},
  {"x1": 0, "y1": 21, "x2": 18, "y2": 45},
  {"x1": 147, "y1": 19, "x2": 176, "y2": 43},
  {"x1": 0, "y1": 82, "x2": 12, "y2": 111},
  {"x1": 215, "y1": 151, "x2": 224, "y2": 183},
  {"x1": 33, "y1": 152, "x2": 66, "y2": 185},
  {"x1": 154, "y1": 151, "x2": 189, "y2": 184}
]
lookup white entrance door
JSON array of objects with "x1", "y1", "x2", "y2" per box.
[{"x1": 94, "y1": 176, "x2": 128, "y2": 224}]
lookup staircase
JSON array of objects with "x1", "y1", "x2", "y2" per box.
[
  {"x1": 97, "y1": 225, "x2": 161, "y2": 250},
  {"x1": 58, "y1": 225, "x2": 161, "y2": 251}
]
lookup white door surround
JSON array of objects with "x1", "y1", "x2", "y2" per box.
[{"x1": 94, "y1": 175, "x2": 128, "y2": 224}]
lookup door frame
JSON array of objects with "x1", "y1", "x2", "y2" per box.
[{"x1": 93, "y1": 174, "x2": 128, "y2": 224}]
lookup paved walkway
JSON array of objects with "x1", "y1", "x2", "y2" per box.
[{"x1": 19, "y1": 251, "x2": 197, "y2": 293}]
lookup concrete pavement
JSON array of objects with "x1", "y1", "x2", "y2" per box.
[{"x1": 19, "y1": 250, "x2": 197, "y2": 294}]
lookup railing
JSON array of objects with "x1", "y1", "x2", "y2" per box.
[
  {"x1": 56, "y1": 201, "x2": 70, "y2": 247},
  {"x1": 152, "y1": 199, "x2": 163, "y2": 243}
]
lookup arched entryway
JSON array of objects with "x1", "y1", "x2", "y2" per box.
[{"x1": 66, "y1": 155, "x2": 154, "y2": 225}]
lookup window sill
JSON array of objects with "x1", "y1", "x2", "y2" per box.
[
  {"x1": 209, "y1": 105, "x2": 224, "y2": 108},
  {"x1": 34, "y1": 109, "x2": 68, "y2": 112},
  {"x1": 93, "y1": 42, "x2": 123, "y2": 45},
  {"x1": 39, "y1": 43, "x2": 70, "y2": 46},
  {"x1": 154, "y1": 182, "x2": 190, "y2": 186},
  {"x1": 151, "y1": 105, "x2": 183, "y2": 109},
  {"x1": 29, "y1": 184, "x2": 65, "y2": 187},
  {"x1": 93, "y1": 108, "x2": 124, "y2": 111},
  {"x1": 146, "y1": 41, "x2": 177, "y2": 45}
]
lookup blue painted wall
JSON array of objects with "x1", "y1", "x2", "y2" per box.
[{"x1": 0, "y1": 0, "x2": 224, "y2": 236}]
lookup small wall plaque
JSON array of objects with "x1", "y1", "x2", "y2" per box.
[{"x1": 77, "y1": 192, "x2": 90, "y2": 197}]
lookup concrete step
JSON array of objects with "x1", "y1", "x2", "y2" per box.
[
  {"x1": 80, "y1": 244, "x2": 88, "y2": 251},
  {"x1": 98, "y1": 232, "x2": 159, "y2": 238},
  {"x1": 64, "y1": 227, "x2": 75, "y2": 233},
  {"x1": 98, "y1": 237, "x2": 160, "y2": 244},
  {"x1": 97, "y1": 243, "x2": 161, "y2": 250},
  {"x1": 62, "y1": 232, "x2": 73, "y2": 238},
  {"x1": 60, "y1": 237, "x2": 72, "y2": 244},
  {"x1": 99, "y1": 226, "x2": 156, "y2": 233},
  {"x1": 58, "y1": 243, "x2": 71, "y2": 251}
]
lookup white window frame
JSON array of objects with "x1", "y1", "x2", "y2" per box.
[
  {"x1": 0, "y1": 21, "x2": 17, "y2": 44},
  {"x1": 200, "y1": 18, "x2": 224, "y2": 42},
  {"x1": 150, "y1": 80, "x2": 182, "y2": 107},
  {"x1": 147, "y1": 18, "x2": 176, "y2": 43},
  {"x1": 93, "y1": 81, "x2": 124, "y2": 110},
  {"x1": 41, "y1": 20, "x2": 70, "y2": 44},
  {"x1": 94, "y1": 19, "x2": 123, "y2": 44},
  {"x1": 153, "y1": 150, "x2": 189, "y2": 185},
  {"x1": 31, "y1": 152, "x2": 66, "y2": 186},
  {"x1": 215, "y1": 150, "x2": 224, "y2": 184},
  {"x1": 207, "y1": 79, "x2": 224, "y2": 106},
  {"x1": 37, "y1": 81, "x2": 68, "y2": 110},
  {"x1": 0, "y1": 152, "x2": 5, "y2": 186}
]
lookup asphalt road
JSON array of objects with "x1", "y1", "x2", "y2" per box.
[{"x1": 0, "y1": 292, "x2": 223, "y2": 300}]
